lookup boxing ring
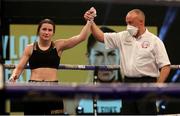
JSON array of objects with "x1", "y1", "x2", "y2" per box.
[
  {"x1": 2, "y1": 64, "x2": 180, "y2": 115},
  {"x1": 5, "y1": 82, "x2": 180, "y2": 99},
  {"x1": 3, "y1": 64, "x2": 180, "y2": 98}
]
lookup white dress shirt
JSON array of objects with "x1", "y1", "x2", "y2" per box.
[{"x1": 104, "y1": 29, "x2": 170, "y2": 78}]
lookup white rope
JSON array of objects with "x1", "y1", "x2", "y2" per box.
[
  {"x1": 3, "y1": 64, "x2": 180, "y2": 70},
  {"x1": 3, "y1": 64, "x2": 120, "y2": 70}
]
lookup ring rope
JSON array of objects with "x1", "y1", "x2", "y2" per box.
[
  {"x1": 3, "y1": 64, "x2": 119, "y2": 70},
  {"x1": 5, "y1": 83, "x2": 180, "y2": 99},
  {"x1": 3, "y1": 64, "x2": 180, "y2": 70}
]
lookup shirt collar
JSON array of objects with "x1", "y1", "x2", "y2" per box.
[{"x1": 137, "y1": 28, "x2": 149, "y2": 40}]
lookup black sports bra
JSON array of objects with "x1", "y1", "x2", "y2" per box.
[{"x1": 29, "y1": 42, "x2": 60, "y2": 69}]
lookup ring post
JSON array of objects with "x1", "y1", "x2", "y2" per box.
[{"x1": 93, "y1": 66, "x2": 99, "y2": 116}]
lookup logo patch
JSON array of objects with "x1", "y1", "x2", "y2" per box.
[{"x1": 141, "y1": 41, "x2": 150, "y2": 48}]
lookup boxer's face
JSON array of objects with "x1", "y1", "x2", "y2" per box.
[
  {"x1": 39, "y1": 23, "x2": 54, "y2": 41},
  {"x1": 89, "y1": 41, "x2": 120, "y2": 82}
]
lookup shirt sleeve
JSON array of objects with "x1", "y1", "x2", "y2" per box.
[
  {"x1": 155, "y1": 39, "x2": 171, "y2": 68},
  {"x1": 104, "y1": 32, "x2": 119, "y2": 49}
]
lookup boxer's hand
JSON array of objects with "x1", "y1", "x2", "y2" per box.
[
  {"x1": 8, "y1": 75, "x2": 17, "y2": 82},
  {"x1": 90, "y1": 7, "x2": 97, "y2": 18},
  {"x1": 84, "y1": 7, "x2": 97, "y2": 21}
]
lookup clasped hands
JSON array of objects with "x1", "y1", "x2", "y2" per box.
[{"x1": 84, "y1": 7, "x2": 97, "y2": 22}]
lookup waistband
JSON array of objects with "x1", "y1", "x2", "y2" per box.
[
  {"x1": 124, "y1": 76, "x2": 157, "y2": 83},
  {"x1": 29, "y1": 80, "x2": 58, "y2": 83}
]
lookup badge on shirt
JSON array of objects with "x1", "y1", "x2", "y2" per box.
[{"x1": 141, "y1": 41, "x2": 150, "y2": 48}]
